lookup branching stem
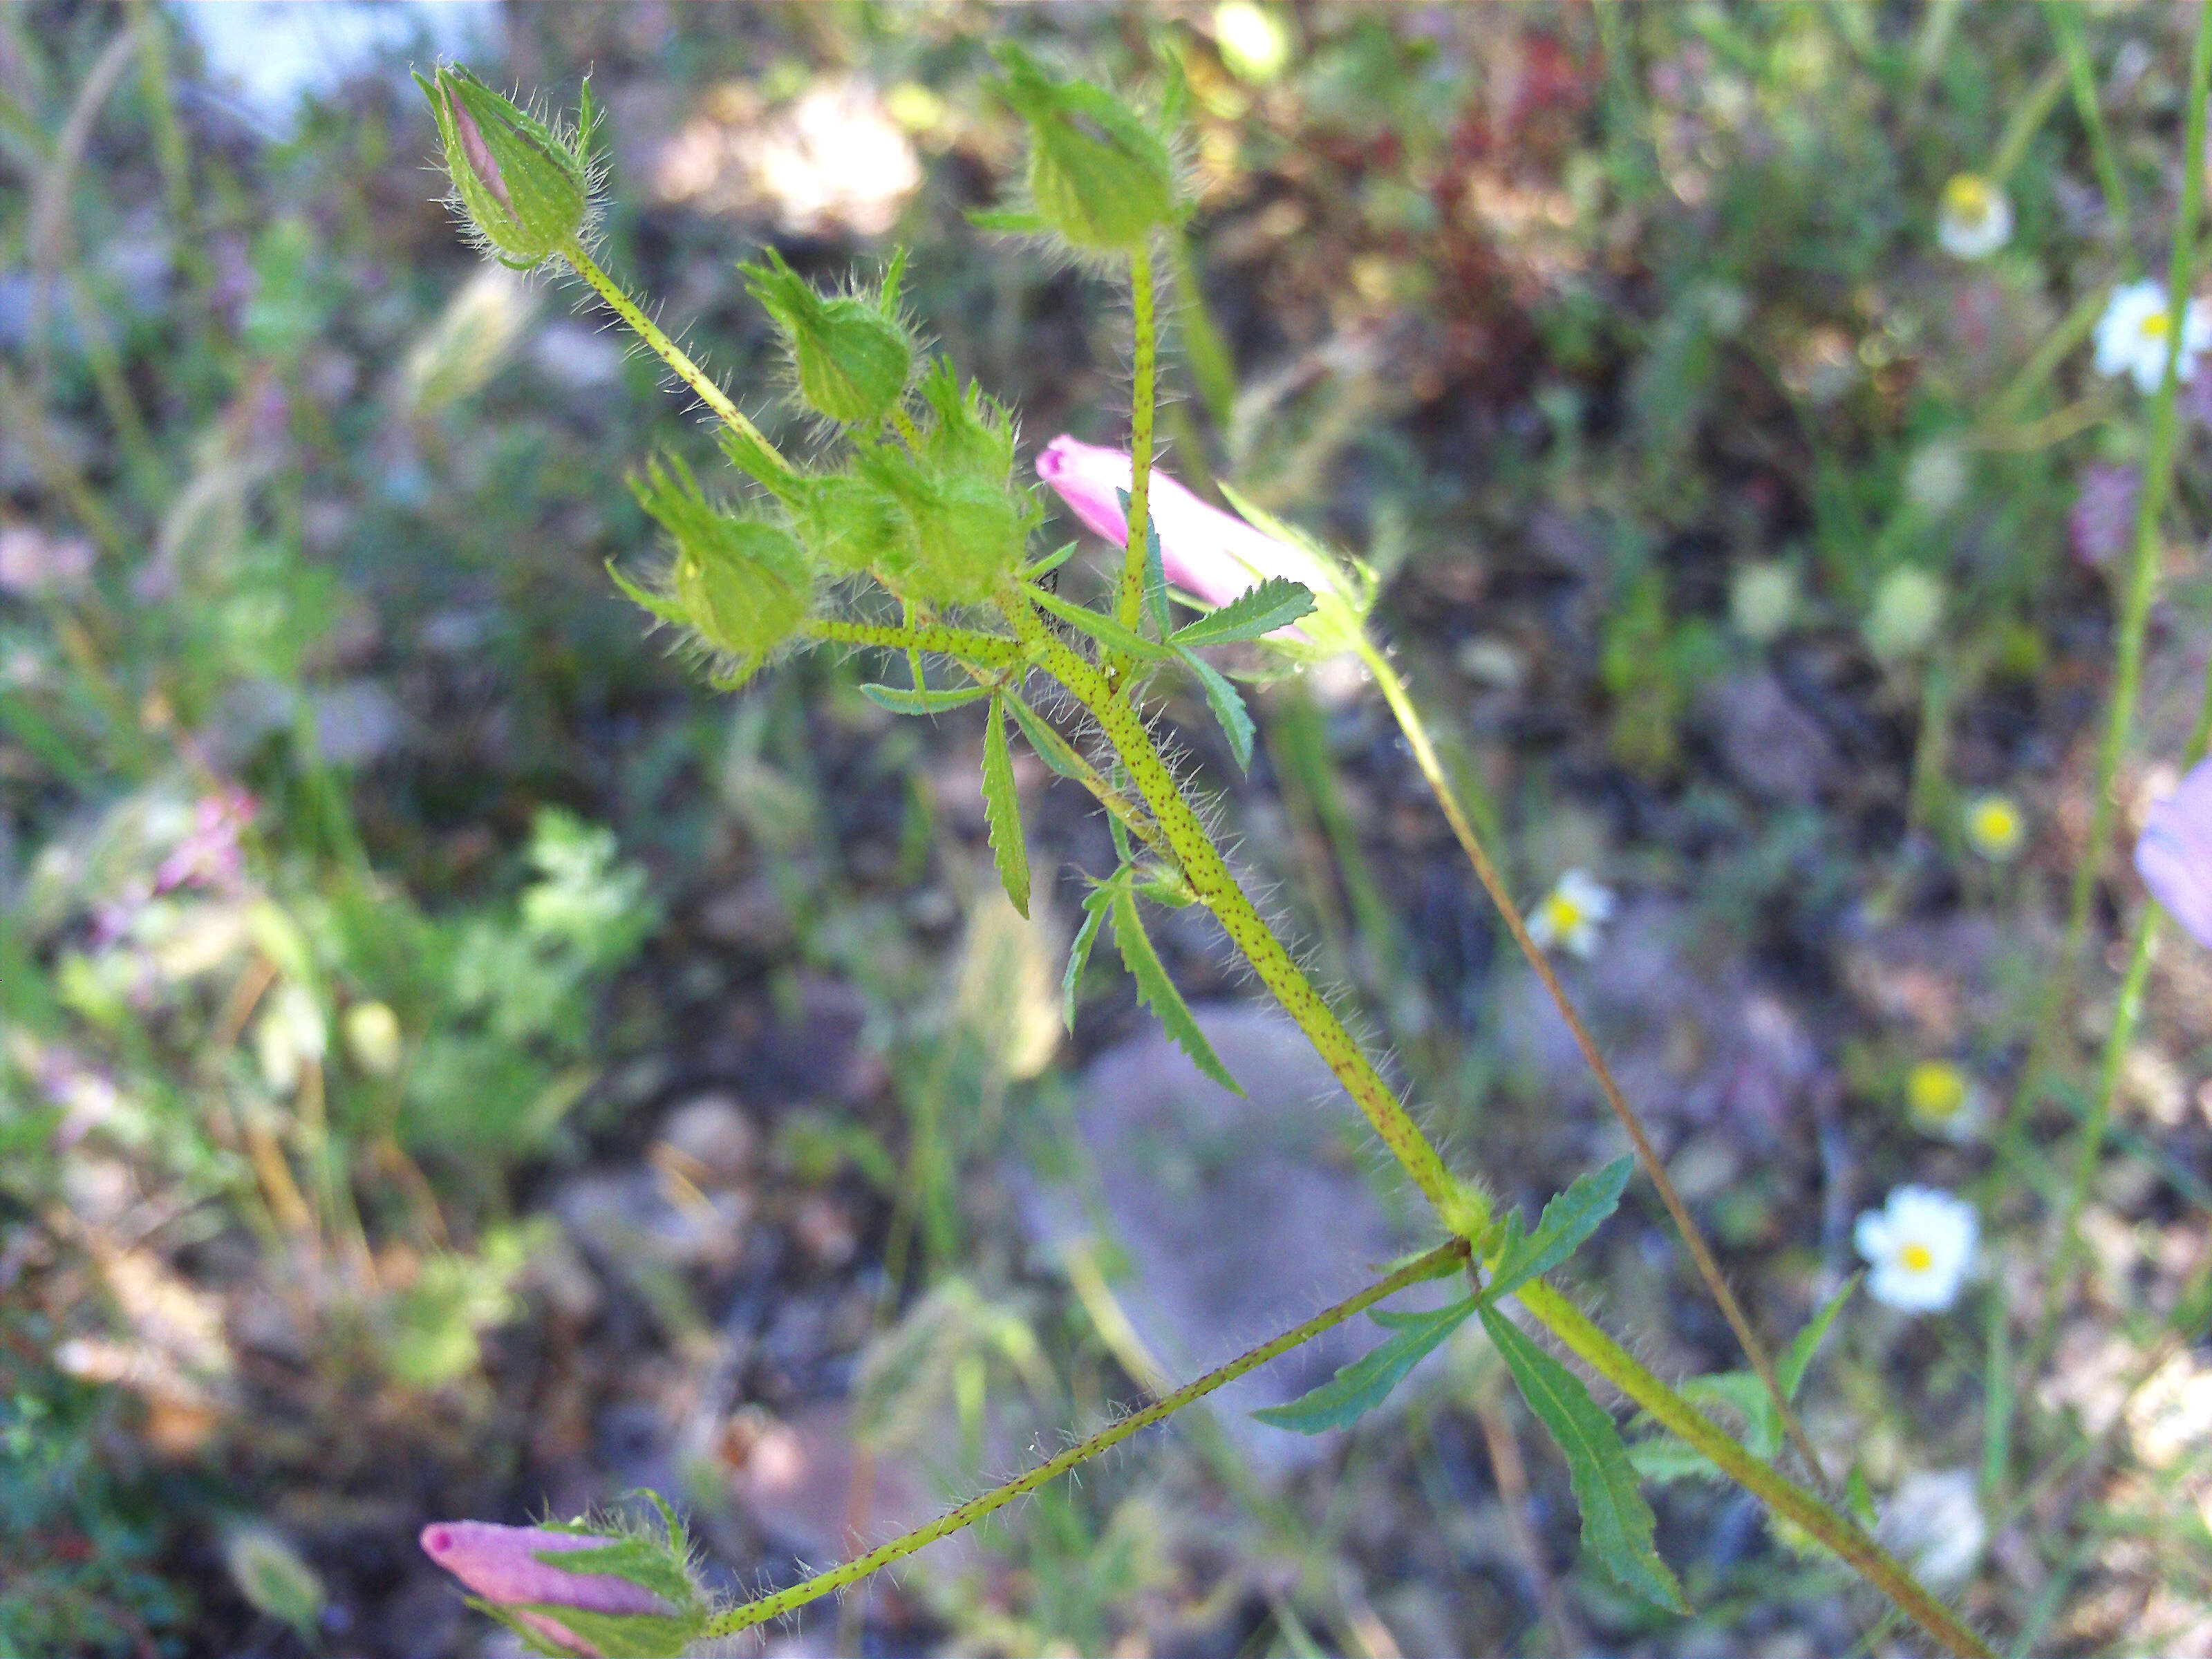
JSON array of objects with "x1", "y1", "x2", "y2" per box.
[
  {"x1": 699, "y1": 1239, "x2": 1470, "y2": 1638},
  {"x1": 1113, "y1": 247, "x2": 1159, "y2": 681}
]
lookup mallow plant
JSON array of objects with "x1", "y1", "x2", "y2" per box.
[{"x1": 411, "y1": 55, "x2": 1994, "y2": 1658}]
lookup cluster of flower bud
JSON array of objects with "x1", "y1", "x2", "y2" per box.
[
  {"x1": 615, "y1": 455, "x2": 812, "y2": 679},
  {"x1": 417, "y1": 64, "x2": 599, "y2": 270}
]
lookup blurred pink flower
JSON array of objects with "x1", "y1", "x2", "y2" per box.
[
  {"x1": 420, "y1": 1521, "x2": 672, "y2": 1657},
  {"x1": 1033, "y1": 434, "x2": 1329, "y2": 622},
  {"x1": 153, "y1": 789, "x2": 256, "y2": 894},
  {"x1": 2067, "y1": 464, "x2": 2139, "y2": 569},
  {"x1": 2137, "y1": 757, "x2": 2212, "y2": 949},
  {"x1": 0, "y1": 524, "x2": 95, "y2": 595}
]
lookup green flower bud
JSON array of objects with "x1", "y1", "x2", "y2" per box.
[
  {"x1": 741, "y1": 247, "x2": 913, "y2": 427},
  {"x1": 626, "y1": 456, "x2": 811, "y2": 664},
  {"x1": 416, "y1": 64, "x2": 594, "y2": 270},
  {"x1": 991, "y1": 44, "x2": 1177, "y2": 252},
  {"x1": 915, "y1": 358, "x2": 1016, "y2": 484},
  {"x1": 791, "y1": 469, "x2": 919, "y2": 579},
  {"x1": 869, "y1": 461, "x2": 1029, "y2": 606}
]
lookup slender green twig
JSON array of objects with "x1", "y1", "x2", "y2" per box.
[
  {"x1": 2048, "y1": 3, "x2": 2133, "y2": 264},
  {"x1": 799, "y1": 615, "x2": 1024, "y2": 667},
  {"x1": 1996, "y1": 7, "x2": 2211, "y2": 1161},
  {"x1": 560, "y1": 239, "x2": 793, "y2": 477},
  {"x1": 700, "y1": 1239, "x2": 1470, "y2": 1638},
  {"x1": 1361, "y1": 639, "x2": 1839, "y2": 1505}
]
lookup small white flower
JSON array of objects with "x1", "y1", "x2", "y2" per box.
[
  {"x1": 1855, "y1": 1185, "x2": 1977, "y2": 1312},
  {"x1": 1878, "y1": 1470, "x2": 1987, "y2": 1588},
  {"x1": 1936, "y1": 174, "x2": 2012, "y2": 261},
  {"x1": 1528, "y1": 870, "x2": 1615, "y2": 960},
  {"x1": 2093, "y1": 279, "x2": 2212, "y2": 395}
]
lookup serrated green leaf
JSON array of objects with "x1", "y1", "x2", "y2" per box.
[
  {"x1": 1030, "y1": 585, "x2": 1173, "y2": 662},
  {"x1": 1626, "y1": 1434, "x2": 1727, "y2": 1485},
  {"x1": 1479, "y1": 1304, "x2": 1687, "y2": 1615},
  {"x1": 1177, "y1": 646, "x2": 1257, "y2": 770},
  {"x1": 1682, "y1": 1369, "x2": 1783, "y2": 1461},
  {"x1": 966, "y1": 207, "x2": 1050, "y2": 234},
  {"x1": 1109, "y1": 887, "x2": 1240, "y2": 1094},
  {"x1": 982, "y1": 696, "x2": 1030, "y2": 919},
  {"x1": 1106, "y1": 762, "x2": 1137, "y2": 864},
  {"x1": 1485, "y1": 1155, "x2": 1633, "y2": 1306},
  {"x1": 1123, "y1": 492, "x2": 1171, "y2": 637},
  {"x1": 1779, "y1": 1274, "x2": 1859, "y2": 1400},
  {"x1": 1005, "y1": 692, "x2": 1092, "y2": 782},
  {"x1": 1063, "y1": 885, "x2": 1113, "y2": 1029},
  {"x1": 858, "y1": 681, "x2": 995, "y2": 715},
  {"x1": 1253, "y1": 1296, "x2": 1477, "y2": 1433},
  {"x1": 1168, "y1": 577, "x2": 1318, "y2": 647}
]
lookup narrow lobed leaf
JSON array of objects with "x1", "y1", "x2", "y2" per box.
[
  {"x1": 1177, "y1": 646, "x2": 1257, "y2": 771},
  {"x1": 1062, "y1": 883, "x2": 1114, "y2": 1029},
  {"x1": 858, "y1": 682, "x2": 995, "y2": 715},
  {"x1": 982, "y1": 695, "x2": 1031, "y2": 918},
  {"x1": 1005, "y1": 692, "x2": 1094, "y2": 783},
  {"x1": 1484, "y1": 1155, "x2": 1633, "y2": 1306},
  {"x1": 1108, "y1": 887, "x2": 1240, "y2": 1094},
  {"x1": 1168, "y1": 576, "x2": 1317, "y2": 647},
  {"x1": 1479, "y1": 1304, "x2": 1687, "y2": 1615},
  {"x1": 1778, "y1": 1273, "x2": 1860, "y2": 1401},
  {"x1": 1252, "y1": 1297, "x2": 1478, "y2": 1434}
]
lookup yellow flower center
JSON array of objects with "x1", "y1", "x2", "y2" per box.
[
  {"x1": 1967, "y1": 799, "x2": 2021, "y2": 856},
  {"x1": 1942, "y1": 175, "x2": 1991, "y2": 225},
  {"x1": 1544, "y1": 894, "x2": 1584, "y2": 934},
  {"x1": 1900, "y1": 1241, "x2": 1936, "y2": 1274},
  {"x1": 2141, "y1": 309, "x2": 2172, "y2": 341},
  {"x1": 1908, "y1": 1062, "x2": 1967, "y2": 1121}
]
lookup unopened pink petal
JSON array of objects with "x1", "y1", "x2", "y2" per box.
[{"x1": 420, "y1": 1521, "x2": 671, "y2": 1622}]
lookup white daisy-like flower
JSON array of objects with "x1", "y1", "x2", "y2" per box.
[
  {"x1": 1527, "y1": 870, "x2": 1615, "y2": 960},
  {"x1": 1855, "y1": 1185, "x2": 1978, "y2": 1312},
  {"x1": 1936, "y1": 173, "x2": 2012, "y2": 261},
  {"x1": 1962, "y1": 793, "x2": 2025, "y2": 862},
  {"x1": 2093, "y1": 279, "x2": 2212, "y2": 395}
]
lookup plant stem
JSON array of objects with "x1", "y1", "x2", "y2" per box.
[
  {"x1": 560, "y1": 239, "x2": 793, "y2": 478},
  {"x1": 1361, "y1": 640, "x2": 1838, "y2": 1503},
  {"x1": 698, "y1": 1239, "x2": 1470, "y2": 1638},
  {"x1": 1996, "y1": 5, "x2": 2211, "y2": 1159},
  {"x1": 1114, "y1": 247, "x2": 1159, "y2": 667},
  {"x1": 1004, "y1": 589, "x2": 1467, "y2": 1219},
  {"x1": 1019, "y1": 595, "x2": 1980, "y2": 1653},
  {"x1": 2048, "y1": 2, "x2": 2133, "y2": 265},
  {"x1": 800, "y1": 616, "x2": 1023, "y2": 666},
  {"x1": 1516, "y1": 1282, "x2": 1994, "y2": 1659}
]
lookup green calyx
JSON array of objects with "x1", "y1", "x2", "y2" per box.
[
  {"x1": 626, "y1": 455, "x2": 811, "y2": 662},
  {"x1": 741, "y1": 247, "x2": 914, "y2": 427},
  {"x1": 856, "y1": 448, "x2": 1033, "y2": 607},
  {"x1": 990, "y1": 43, "x2": 1178, "y2": 252},
  {"x1": 416, "y1": 63, "x2": 595, "y2": 269}
]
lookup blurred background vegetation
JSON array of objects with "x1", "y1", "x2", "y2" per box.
[{"x1": 7, "y1": 2, "x2": 2212, "y2": 1653}]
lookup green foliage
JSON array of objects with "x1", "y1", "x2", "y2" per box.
[
  {"x1": 1484, "y1": 1156, "x2": 1634, "y2": 1305},
  {"x1": 625, "y1": 454, "x2": 813, "y2": 666},
  {"x1": 1479, "y1": 1305, "x2": 1687, "y2": 1615},
  {"x1": 1252, "y1": 1295, "x2": 1477, "y2": 1433},
  {"x1": 1165, "y1": 577, "x2": 1316, "y2": 647},
  {"x1": 982, "y1": 696, "x2": 1032, "y2": 918},
  {"x1": 1106, "y1": 887, "x2": 1239, "y2": 1094}
]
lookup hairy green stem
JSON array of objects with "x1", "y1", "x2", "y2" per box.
[
  {"x1": 800, "y1": 616, "x2": 1023, "y2": 667},
  {"x1": 699, "y1": 1239, "x2": 1470, "y2": 1638},
  {"x1": 1114, "y1": 248, "x2": 1159, "y2": 667},
  {"x1": 1005, "y1": 589, "x2": 1467, "y2": 1219},
  {"x1": 560, "y1": 239, "x2": 793, "y2": 478},
  {"x1": 1996, "y1": 6, "x2": 2210, "y2": 1157},
  {"x1": 1517, "y1": 1282, "x2": 1994, "y2": 1658},
  {"x1": 1362, "y1": 639, "x2": 1836, "y2": 1502}
]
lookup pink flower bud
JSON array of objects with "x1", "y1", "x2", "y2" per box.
[
  {"x1": 2137, "y1": 757, "x2": 2212, "y2": 949},
  {"x1": 420, "y1": 1521, "x2": 672, "y2": 1658},
  {"x1": 1034, "y1": 435, "x2": 1333, "y2": 627}
]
